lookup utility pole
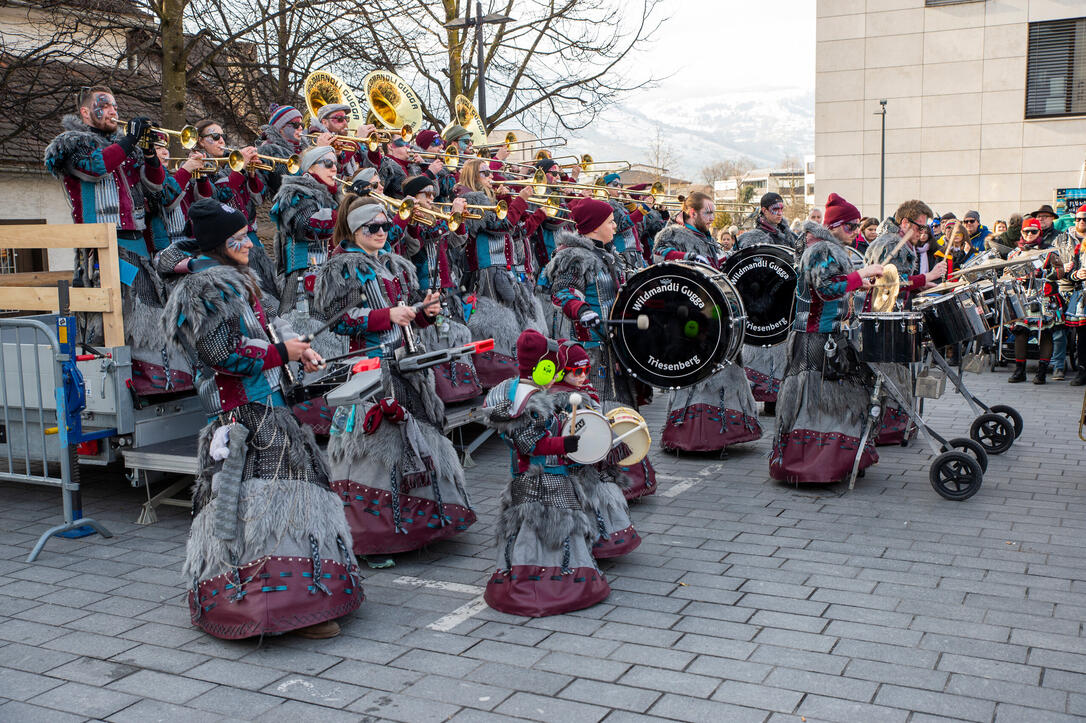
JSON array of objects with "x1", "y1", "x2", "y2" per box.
[
  {"x1": 878, "y1": 99, "x2": 887, "y2": 220},
  {"x1": 444, "y1": 3, "x2": 515, "y2": 133}
]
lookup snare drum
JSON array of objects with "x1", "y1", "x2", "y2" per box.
[
  {"x1": 605, "y1": 407, "x2": 651, "y2": 466},
  {"x1": 855, "y1": 312, "x2": 923, "y2": 363},
  {"x1": 609, "y1": 261, "x2": 746, "y2": 389},
  {"x1": 913, "y1": 289, "x2": 989, "y2": 347},
  {"x1": 561, "y1": 408, "x2": 613, "y2": 464}
]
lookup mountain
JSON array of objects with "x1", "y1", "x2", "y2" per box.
[{"x1": 558, "y1": 87, "x2": 814, "y2": 181}]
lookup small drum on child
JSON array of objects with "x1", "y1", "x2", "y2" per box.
[
  {"x1": 605, "y1": 407, "x2": 651, "y2": 466},
  {"x1": 561, "y1": 408, "x2": 613, "y2": 465},
  {"x1": 854, "y1": 312, "x2": 923, "y2": 363}
]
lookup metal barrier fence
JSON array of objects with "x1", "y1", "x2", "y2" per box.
[{"x1": 0, "y1": 315, "x2": 112, "y2": 561}]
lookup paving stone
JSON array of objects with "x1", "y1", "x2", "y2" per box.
[
  {"x1": 108, "y1": 668, "x2": 218, "y2": 704},
  {"x1": 263, "y1": 673, "x2": 370, "y2": 709},
  {"x1": 994, "y1": 702, "x2": 1083, "y2": 723},
  {"x1": 105, "y1": 698, "x2": 228, "y2": 723},
  {"x1": 0, "y1": 642, "x2": 78, "y2": 674},
  {"x1": 47, "y1": 657, "x2": 138, "y2": 686},
  {"x1": 109, "y1": 642, "x2": 208, "y2": 675},
  {"x1": 42, "y1": 630, "x2": 141, "y2": 659},
  {"x1": 559, "y1": 678, "x2": 661, "y2": 713},
  {"x1": 874, "y1": 684, "x2": 996, "y2": 722},
  {"x1": 534, "y1": 651, "x2": 631, "y2": 683},
  {"x1": 617, "y1": 665, "x2": 720, "y2": 698},
  {"x1": 796, "y1": 694, "x2": 909, "y2": 723},
  {"x1": 648, "y1": 693, "x2": 768, "y2": 723},
  {"x1": 0, "y1": 700, "x2": 86, "y2": 723},
  {"x1": 764, "y1": 666, "x2": 878, "y2": 703},
  {"x1": 494, "y1": 691, "x2": 610, "y2": 723},
  {"x1": 184, "y1": 685, "x2": 283, "y2": 717},
  {"x1": 261, "y1": 699, "x2": 369, "y2": 722},
  {"x1": 945, "y1": 673, "x2": 1068, "y2": 712},
  {"x1": 184, "y1": 659, "x2": 286, "y2": 689},
  {"x1": 937, "y1": 652, "x2": 1042, "y2": 684},
  {"x1": 0, "y1": 667, "x2": 65, "y2": 700},
  {"x1": 465, "y1": 661, "x2": 573, "y2": 697},
  {"x1": 401, "y1": 674, "x2": 512, "y2": 711},
  {"x1": 844, "y1": 657, "x2": 949, "y2": 690},
  {"x1": 27, "y1": 680, "x2": 139, "y2": 719},
  {"x1": 710, "y1": 680, "x2": 802, "y2": 713}
]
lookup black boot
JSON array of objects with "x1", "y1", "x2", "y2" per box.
[
  {"x1": 1070, "y1": 368, "x2": 1086, "y2": 386},
  {"x1": 1032, "y1": 361, "x2": 1049, "y2": 385},
  {"x1": 1008, "y1": 362, "x2": 1026, "y2": 383}
]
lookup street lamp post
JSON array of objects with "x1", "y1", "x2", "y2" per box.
[
  {"x1": 444, "y1": 2, "x2": 514, "y2": 133},
  {"x1": 877, "y1": 99, "x2": 887, "y2": 220}
]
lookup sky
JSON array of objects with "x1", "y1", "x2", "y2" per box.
[{"x1": 566, "y1": 0, "x2": 817, "y2": 179}]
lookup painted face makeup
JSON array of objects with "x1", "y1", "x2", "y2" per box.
[
  {"x1": 227, "y1": 231, "x2": 248, "y2": 252},
  {"x1": 92, "y1": 93, "x2": 116, "y2": 121}
]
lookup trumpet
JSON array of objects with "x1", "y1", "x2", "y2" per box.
[
  {"x1": 307, "y1": 125, "x2": 414, "y2": 153},
  {"x1": 434, "y1": 199, "x2": 508, "y2": 221},
  {"x1": 411, "y1": 205, "x2": 466, "y2": 233},
  {"x1": 165, "y1": 156, "x2": 230, "y2": 176},
  {"x1": 231, "y1": 150, "x2": 300, "y2": 174},
  {"x1": 116, "y1": 119, "x2": 200, "y2": 149},
  {"x1": 528, "y1": 195, "x2": 570, "y2": 219},
  {"x1": 411, "y1": 145, "x2": 460, "y2": 170}
]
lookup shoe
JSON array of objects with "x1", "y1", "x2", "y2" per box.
[
  {"x1": 1008, "y1": 362, "x2": 1026, "y2": 383},
  {"x1": 294, "y1": 620, "x2": 341, "y2": 639},
  {"x1": 763, "y1": 401, "x2": 776, "y2": 416},
  {"x1": 1032, "y1": 361, "x2": 1049, "y2": 385},
  {"x1": 1052, "y1": 368, "x2": 1065, "y2": 381},
  {"x1": 1070, "y1": 370, "x2": 1086, "y2": 386}
]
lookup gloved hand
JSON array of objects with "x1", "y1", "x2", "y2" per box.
[
  {"x1": 125, "y1": 117, "x2": 153, "y2": 144},
  {"x1": 350, "y1": 179, "x2": 373, "y2": 196},
  {"x1": 578, "y1": 308, "x2": 600, "y2": 328},
  {"x1": 562, "y1": 435, "x2": 580, "y2": 453},
  {"x1": 691, "y1": 253, "x2": 712, "y2": 266}
]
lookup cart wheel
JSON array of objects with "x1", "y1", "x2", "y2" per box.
[
  {"x1": 988, "y1": 404, "x2": 1023, "y2": 439},
  {"x1": 929, "y1": 451, "x2": 983, "y2": 501},
  {"x1": 969, "y1": 413, "x2": 1014, "y2": 455},
  {"x1": 946, "y1": 437, "x2": 989, "y2": 473}
]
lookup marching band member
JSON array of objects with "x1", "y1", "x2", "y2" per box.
[
  {"x1": 481, "y1": 329, "x2": 610, "y2": 617},
  {"x1": 457, "y1": 158, "x2": 548, "y2": 383},
  {"x1": 312, "y1": 195, "x2": 476, "y2": 556},
  {"x1": 442, "y1": 124, "x2": 475, "y2": 157},
  {"x1": 625, "y1": 183, "x2": 668, "y2": 266},
  {"x1": 549, "y1": 341, "x2": 641, "y2": 558},
  {"x1": 601, "y1": 173, "x2": 649, "y2": 270},
  {"x1": 1057, "y1": 212, "x2": 1086, "y2": 386},
  {"x1": 1007, "y1": 217, "x2": 1063, "y2": 384},
  {"x1": 167, "y1": 199, "x2": 361, "y2": 640},
  {"x1": 651, "y1": 193, "x2": 763, "y2": 454},
  {"x1": 542, "y1": 198, "x2": 657, "y2": 498},
  {"x1": 863, "y1": 200, "x2": 946, "y2": 443},
  {"x1": 146, "y1": 134, "x2": 203, "y2": 252},
  {"x1": 735, "y1": 193, "x2": 799, "y2": 415},
  {"x1": 258, "y1": 104, "x2": 325, "y2": 194},
  {"x1": 44, "y1": 87, "x2": 195, "y2": 396},
  {"x1": 771, "y1": 195, "x2": 883, "y2": 483},
  {"x1": 413, "y1": 129, "x2": 458, "y2": 201}
]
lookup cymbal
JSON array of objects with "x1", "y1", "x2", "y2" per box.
[
  {"x1": 870, "y1": 263, "x2": 900, "y2": 312},
  {"x1": 920, "y1": 279, "x2": 967, "y2": 295},
  {"x1": 952, "y1": 248, "x2": 1051, "y2": 276}
]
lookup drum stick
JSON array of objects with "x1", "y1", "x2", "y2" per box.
[
  {"x1": 602, "y1": 315, "x2": 650, "y2": 330},
  {"x1": 568, "y1": 392, "x2": 581, "y2": 428}
]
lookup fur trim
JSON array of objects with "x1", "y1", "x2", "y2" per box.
[
  {"x1": 802, "y1": 220, "x2": 836, "y2": 244},
  {"x1": 272, "y1": 173, "x2": 338, "y2": 273},
  {"x1": 482, "y1": 378, "x2": 557, "y2": 435},
  {"x1": 866, "y1": 229, "x2": 916, "y2": 273},
  {"x1": 462, "y1": 190, "x2": 500, "y2": 237},
  {"x1": 162, "y1": 263, "x2": 263, "y2": 358},
  {"x1": 467, "y1": 294, "x2": 521, "y2": 355},
  {"x1": 257, "y1": 123, "x2": 297, "y2": 156},
  {"x1": 543, "y1": 229, "x2": 622, "y2": 291},
  {"x1": 44, "y1": 114, "x2": 139, "y2": 178},
  {"x1": 654, "y1": 223, "x2": 716, "y2": 258},
  {"x1": 494, "y1": 496, "x2": 595, "y2": 550}
]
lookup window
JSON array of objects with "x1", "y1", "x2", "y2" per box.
[
  {"x1": 924, "y1": 1, "x2": 984, "y2": 6},
  {"x1": 1025, "y1": 17, "x2": 1086, "y2": 119}
]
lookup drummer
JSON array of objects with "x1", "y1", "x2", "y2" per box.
[{"x1": 1006, "y1": 217, "x2": 1063, "y2": 384}]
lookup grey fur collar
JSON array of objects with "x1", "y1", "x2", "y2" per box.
[
  {"x1": 313, "y1": 247, "x2": 418, "y2": 317},
  {"x1": 44, "y1": 114, "x2": 136, "y2": 177},
  {"x1": 162, "y1": 263, "x2": 263, "y2": 354},
  {"x1": 258, "y1": 123, "x2": 298, "y2": 152},
  {"x1": 554, "y1": 228, "x2": 600, "y2": 253},
  {"x1": 276, "y1": 172, "x2": 337, "y2": 206},
  {"x1": 483, "y1": 378, "x2": 558, "y2": 435},
  {"x1": 802, "y1": 220, "x2": 836, "y2": 245},
  {"x1": 656, "y1": 222, "x2": 715, "y2": 255}
]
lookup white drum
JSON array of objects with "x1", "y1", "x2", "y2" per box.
[{"x1": 561, "y1": 408, "x2": 613, "y2": 464}]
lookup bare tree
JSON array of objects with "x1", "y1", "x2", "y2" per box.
[
  {"x1": 699, "y1": 157, "x2": 755, "y2": 186},
  {"x1": 647, "y1": 124, "x2": 679, "y2": 185}
]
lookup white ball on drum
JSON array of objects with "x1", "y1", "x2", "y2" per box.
[{"x1": 568, "y1": 392, "x2": 582, "y2": 408}]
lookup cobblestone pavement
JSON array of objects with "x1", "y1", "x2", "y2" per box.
[{"x1": 0, "y1": 366, "x2": 1083, "y2": 722}]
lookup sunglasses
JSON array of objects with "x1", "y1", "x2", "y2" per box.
[
  {"x1": 1022, "y1": 229, "x2": 1040, "y2": 235},
  {"x1": 963, "y1": 219, "x2": 978, "y2": 223},
  {"x1": 324, "y1": 115, "x2": 347, "y2": 122},
  {"x1": 391, "y1": 139, "x2": 409, "y2": 147},
  {"x1": 1075, "y1": 217, "x2": 1086, "y2": 222},
  {"x1": 201, "y1": 132, "x2": 225, "y2": 142},
  {"x1": 844, "y1": 222, "x2": 860, "y2": 232},
  {"x1": 315, "y1": 158, "x2": 337, "y2": 169},
  {"x1": 565, "y1": 366, "x2": 591, "y2": 376},
  {"x1": 479, "y1": 170, "x2": 493, "y2": 177},
  {"x1": 362, "y1": 222, "x2": 391, "y2": 234}
]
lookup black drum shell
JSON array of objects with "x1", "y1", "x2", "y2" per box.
[
  {"x1": 855, "y1": 312, "x2": 923, "y2": 364},
  {"x1": 721, "y1": 244, "x2": 797, "y2": 347},
  {"x1": 915, "y1": 291, "x2": 989, "y2": 347},
  {"x1": 609, "y1": 261, "x2": 746, "y2": 389}
]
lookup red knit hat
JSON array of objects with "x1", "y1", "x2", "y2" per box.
[
  {"x1": 1022, "y1": 218, "x2": 1042, "y2": 231},
  {"x1": 569, "y1": 198, "x2": 615, "y2": 235},
  {"x1": 415, "y1": 130, "x2": 441, "y2": 149},
  {"x1": 516, "y1": 329, "x2": 550, "y2": 378},
  {"x1": 823, "y1": 193, "x2": 861, "y2": 229}
]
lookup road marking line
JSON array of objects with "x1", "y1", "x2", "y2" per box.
[
  {"x1": 658, "y1": 463, "x2": 726, "y2": 497},
  {"x1": 427, "y1": 595, "x2": 488, "y2": 632},
  {"x1": 392, "y1": 575, "x2": 484, "y2": 596}
]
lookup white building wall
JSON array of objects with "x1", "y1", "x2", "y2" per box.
[
  {"x1": 0, "y1": 170, "x2": 77, "y2": 271},
  {"x1": 815, "y1": 0, "x2": 1086, "y2": 222}
]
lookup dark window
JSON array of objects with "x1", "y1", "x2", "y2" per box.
[
  {"x1": 1025, "y1": 17, "x2": 1086, "y2": 119},
  {"x1": 924, "y1": 0, "x2": 984, "y2": 6}
]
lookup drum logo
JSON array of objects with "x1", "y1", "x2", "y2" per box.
[
  {"x1": 729, "y1": 257, "x2": 791, "y2": 284},
  {"x1": 647, "y1": 354, "x2": 701, "y2": 371},
  {"x1": 631, "y1": 281, "x2": 704, "y2": 311}
]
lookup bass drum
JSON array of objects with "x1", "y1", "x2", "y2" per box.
[
  {"x1": 721, "y1": 244, "x2": 797, "y2": 347},
  {"x1": 609, "y1": 261, "x2": 745, "y2": 389}
]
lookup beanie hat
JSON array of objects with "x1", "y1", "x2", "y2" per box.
[
  {"x1": 823, "y1": 192, "x2": 861, "y2": 229},
  {"x1": 442, "y1": 124, "x2": 471, "y2": 143},
  {"x1": 964, "y1": 210, "x2": 980, "y2": 221},
  {"x1": 1022, "y1": 217, "x2": 1042, "y2": 231},
  {"x1": 268, "y1": 104, "x2": 303, "y2": 131},
  {"x1": 346, "y1": 202, "x2": 386, "y2": 235},
  {"x1": 940, "y1": 211, "x2": 957, "y2": 222},
  {"x1": 558, "y1": 340, "x2": 590, "y2": 371},
  {"x1": 516, "y1": 329, "x2": 550, "y2": 378},
  {"x1": 569, "y1": 198, "x2": 615, "y2": 236},
  {"x1": 316, "y1": 103, "x2": 350, "y2": 121},
  {"x1": 189, "y1": 198, "x2": 247, "y2": 252},
  {"x1": 415, "y1": 129, "x2": 441, "y2": 149},
  {"x1": 602, "y1": 172, "x2": 622, "y2": 186},
  {"x1": 402, "y1": 175, "x2": 437, "y2": 198},
  {"x1": 535, "y1": 158, "x2": 557, "y2": 174},
  {"x1": 299, "y1": 145, "x2": 335, "y2": 174},
  {"x1": 760, "y1": 192, "x2": 784, "y2": 209}
]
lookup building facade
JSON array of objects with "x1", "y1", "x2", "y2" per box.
[{"x1": 815, "y1": 0, "x2": 1086, "y2": 221}]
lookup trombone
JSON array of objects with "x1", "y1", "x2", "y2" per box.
[
  {"x1": 117, "y1": 119, "x2": 199, "y2": 149},
  {"x1": 473, "y1": 131, "x2": 568, "y2": 151},
  {"x1": 307, "y1": 125, "x2": 414, "y2": 153},
  {"x1": 434, "y1": 199, "x2": 508, "y2": 221},
  {"x1": 165, "y1": 156, "x2": 230, "y2": 176},
  {"x1": 230, "y1": 150, "x2": 300, "y2": 174},
  {"x1": 579, "y1": 154, "x2": 631, "y2": 174},
  {"x1": 411, "y1": 145, "x2": 460, "y2": 170}
]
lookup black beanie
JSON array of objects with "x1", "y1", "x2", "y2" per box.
[
  {"x1": 402, "y1": 175, "x2": 437, "y2": 198},
  {"x1": 760, "y1": 192, "x2": 784, "y2": 209},
  {"x1": 536, "y1": 158, "x2": 557, "y2": 173},
  {"x1": 189, "y1": 198, "x2": 247, "y2": 252}
]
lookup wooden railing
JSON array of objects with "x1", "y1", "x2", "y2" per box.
[{"x1": 0, "y1": 224, "x2": 124, "y2": 346}]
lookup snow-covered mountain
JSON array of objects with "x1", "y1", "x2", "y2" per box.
[{"x1": 558, "y1": 87, "x2": 814, "y2": 181}]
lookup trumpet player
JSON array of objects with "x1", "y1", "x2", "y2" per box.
[
  {"x1": 413, "y1": 130, "x2": 457, "y2": 202},
  {"x1": 259, "y1": 104, "x2": 331, "y2": 194},
  {"x1": 146, "y1": 134, "x2": 209, "y2": 251},
  {"x1": 402, "y1": 175, "x2": 468, "y2": 290}
]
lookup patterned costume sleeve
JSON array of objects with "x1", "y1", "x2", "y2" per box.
[
  {"x1": 313, "y1": 262, "x2": 392, "y2": 337},
  {"x1": 549, "y1": 265, "x2": 587, "y2": 319},
  {"x1": 194, "y1": 314, "x2": 286, "y2": 377},
  {"x1": 67, "y1": 142, "x2": 129, "y2": 182},
  {"x1": 809, "y1": 254, "x2": 862, "y2": 301}
]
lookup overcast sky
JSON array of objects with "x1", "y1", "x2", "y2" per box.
[{"x1": 636, "y1": 0, "x2": 815, "y2": 97}]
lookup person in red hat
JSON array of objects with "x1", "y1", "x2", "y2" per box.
[
  {"x1": 770, "y1": 193, "x2": 886, "y2": 484},
  {"x1": 540, "y1": 197, "x2": 659, "y2": 498},
  {"x1": 549, "y1": 340, "x2": 641, "y2": 559},
  {"x1": 480, "y1": 329, "x2": 611, "y2": 617},
  {"x1": 1005, "y1": 217, "x2": 1064, "y2": 383}
]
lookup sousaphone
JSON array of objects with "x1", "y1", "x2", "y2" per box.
[
  {"x1": 362, "y1": 70, "x2": 423, "y2": 137},
  {"x1": 443, "y1": 94, "x2": 488, "y2": 146},
  {"x1": 303, "y1": 71, "x2": 365, "y2": 132}
]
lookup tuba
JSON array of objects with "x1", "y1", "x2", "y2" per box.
[
  {"x1": 442, "y1": 94, "x2": 488, "y2": 146},
  {"x1": 362, "y1": 70, "x2": 423, "y2": 138},
  {"x1": 303, "y1": 70, "x2": 366, "y2": 132}
]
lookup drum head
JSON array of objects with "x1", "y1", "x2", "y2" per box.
[
  {"x1": 606, "y1": 407, "x2": 650, "y2": 466},
  {"x1": 610, "y1": 262, "x2": 746, "y2": 389},
  {"x1": 721, "y1": 245, "x2": 797, "y2": 347},
  {"x1": 561, "y1": 409, "x2": 612, "y2": 464}
]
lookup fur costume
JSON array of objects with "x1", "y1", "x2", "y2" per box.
[
  {"x1": 256, "y1": 123, "x2": 300, "y2": 195},
  {"x1": 313, "y1": 245, "x2": 476, "y2": 554},
  {"x1": 466, "y1": 295, "x2": 521, "y2": 388},
  {"x1": 271, "y1": 172, "x2": 338, "y2": 278},
  {"x1": 482, "y1": 377, "x2": 610, "y2": 617},
  {"x1": 770, "y1": 225, "x2": 878, "y2": 483},
  {"x1": 167, "y1": 262, "x2": 361, "y2": 639},
  {"x1": 551, "y1": 382, "x2": 640, "y2": 559},
  {"x1": 652, "y1": 222, "x2": 720, "y2": 265},
  {"x1": 738, "y1": 218, "x2": 801, "y2": 258},
  {"x1": 419, "y1": 318, "x2": 483, "y2": 405},
  {"x1": 662, "y1": 361, "x2": 762, "y2": 453},
  {"x1": 607, "y1": 199, "x2": 646, "y2": 270}
]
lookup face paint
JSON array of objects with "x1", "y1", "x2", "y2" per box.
[
  {"x1": 227, "y1": 233, "x2": 248, "y2": 252},
  {"x1": 92, "y1": 94, "x2": 115, "y2": 121}
]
